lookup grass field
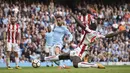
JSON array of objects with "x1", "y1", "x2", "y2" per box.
[{"x1": 0, "y1": 66, "x2": 130, "y2": 73}]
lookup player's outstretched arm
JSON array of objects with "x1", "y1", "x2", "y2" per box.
[{"x1": 105, "y1": 30, "x2": 126, "y2": 38}]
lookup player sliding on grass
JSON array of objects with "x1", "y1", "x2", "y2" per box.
[
  {"x1": 42, "y1": 26, "x2": 106, "y2": 69},
  {"x1": 42, "y1": 13, "x2": 107, "y2": 69},
  {"x1": 43, "y1": 42, "x2": 105, "y2": 69},
  {"x1": 42, "y1": 12, "x2": 126, "y2": 69}
]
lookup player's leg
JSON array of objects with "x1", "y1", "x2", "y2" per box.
[
  {"x1": 78, "y1": 62, "x2": 98, "y2": 68},
  {"x1": 50, "y1": 44, "x2": 61, "y2": 56},
  {"x1": 80, "y1": 50, "x2": 89, "y2": 61},
  {"x1": 44, "y1": 53, "x2": 70, "y2": 68},
  {"x1": 49, "y1": 46, "x2": 54, "y2": 67},
  {"x1": 14, "y1": 44, "x2": 21, "y2": 69},
  {"x1": 14, "y1": 52, "x2": 21, "y2": 69},
  {"x1": 55, "y1": 45, "x2": 61, "y2": 55},
  {"x1": 49, "y1": 45, "x2": 60, "y2": 66},
  {"x1": 45, "y1": 45, "x2": 51, "y2": 67},
  {"x1": 6, "y1": 42, "x2": 13, "y2": 69},
  {"x1": 47, "y1": 44, "x2": 70, "y2": 68},
  {"x1": 78, "y1": 62, "x2": 105, "y2": 69},
  {"x1": 44, "y1": 53, "x2": 70, "y2": 61},
  {"x1": 79, "y1": 44, "x2": 89, "y2": 62},
  {"x1": 50, "y1": 45, "x2": 55, "y2": 56},
  {"x1": 70, "y1": 56, "x2": 105, "y2": 69},
  {"x1": 58, "y1": 53, "x2": 70, "y2": 69},
  {"x1": 70, "y1": 56, "x2": 82, "y2": 68},
  {"x1": 45, "y1": 46, "x2": 59, "y2": 63},
  {"x1": 54, "y1": 45, "x2": 62, "y2": 66},
  {"x1": 6, "y1": 51, "x2": 12, "y2": 69}
]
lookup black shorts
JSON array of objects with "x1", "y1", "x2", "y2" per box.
[
  {"x1": 70, "y1": 56, "x2": 82, "y2": 68},
  {"x1": 59, "y1": 53, "x2": 82, "y2": 68},
  {"x1": 59, "y1": 53, "x2": 70, "y2": 60}
]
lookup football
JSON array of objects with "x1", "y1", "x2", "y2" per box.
[{"x1": 32, "y1": 59, "x2": 41, "y2": 68}]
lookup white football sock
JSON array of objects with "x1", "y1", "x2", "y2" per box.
[
  {"x1": 44, "y1": 55, "x2": 59, "y2": 61},
  {"x1": 78, "y1": 62, "x2": 98, "y2": 68},
  {"x1": 6, "y1": 57, "x2": 10, "y2": 67},
  {"x1": 15, "y1": 57, "x2": 19, "y2": 66}
]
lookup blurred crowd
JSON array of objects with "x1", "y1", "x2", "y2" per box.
[{"x1": 0, "y1": 0, "x2": 130, "y2": 64}]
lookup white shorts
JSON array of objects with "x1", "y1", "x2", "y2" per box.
[
  {"x1": 53, "y1": 44, "x2": 63, "y2": 50},
  {"x1": 69, "y1": 47, "x2": 89, "y2": 60},
  {"x1": 6, "y1": 42, "x2": 20, "y2": 52},
  {"x1": 45, "y1": 45, "x2": 52, "y2": 53},
  {"x1": 70, "y1": 47, "x2": 81, "y2": 57}
]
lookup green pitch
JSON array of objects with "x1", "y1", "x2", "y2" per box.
[{"x1": 0, "y1": 66, "x2": 130, "y2": 73}]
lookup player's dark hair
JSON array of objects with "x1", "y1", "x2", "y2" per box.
[
  {"x1": 81, "y1": 9, "x2": 87, "y2": 16},
  {"x1": 80, "y1": 9, "x2": 91, "y2": 16},
  {"x1": 56, "y1": 15, "x2": 63, "y2": 19}
]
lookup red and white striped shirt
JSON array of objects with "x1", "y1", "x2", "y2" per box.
[
  {"x1": 6, "y1": 24, "x2": 20, "y2": 43},
  {"x1": 78, "y1": 14, "x2": 93, "y2": 34},
  {"x1": 78, "y1": 14, "x2": 93, "y2": 26}
]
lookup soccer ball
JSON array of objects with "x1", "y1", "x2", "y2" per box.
[{"x1": 32, "y1": 59, "x2": 41, "y2": 68}]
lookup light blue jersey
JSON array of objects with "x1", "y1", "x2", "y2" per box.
[
  {"x1": 45, "y1": 32, "x2": 53, "y2": 46},
  {"x1": 53, "y1": 26, "x2": 73, "y2": 45}
]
